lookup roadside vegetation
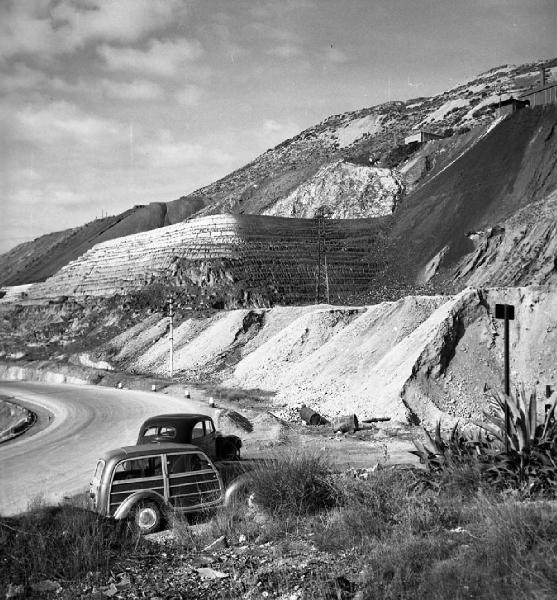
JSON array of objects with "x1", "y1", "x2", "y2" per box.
[{"x1": 2, "y1": 389, "x2": 557, "y2": 599}]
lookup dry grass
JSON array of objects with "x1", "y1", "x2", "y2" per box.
[
  {"x1": 3, "y1": 456, "x2": 557, "y2": 599},
  {"x1": 0, "y1": 498, "x2": 138, "y2": 590}
]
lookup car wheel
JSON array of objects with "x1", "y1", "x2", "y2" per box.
[
  {"x1": 220, "y1": 440, "x2": 241, "y2": 460},
  {"x1": 133, "y1": 501, "x2": 162, "y2": 534}
]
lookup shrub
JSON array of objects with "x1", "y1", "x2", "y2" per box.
[
  {"x1": 248, "y1": 452, "x2": 338, "y2": 517},
  {"x1": 316, "y1": 468, "x2": 465, "y2": 551},
  {"x1": 357, "y1": 497, "x2": 557, "y2": 600},
  {"x1": 0, "y1": 502, "x2": 136, "y2": 588},
  {"x1": 412, "y1": 387, "x2": 557, "y2": 496}
]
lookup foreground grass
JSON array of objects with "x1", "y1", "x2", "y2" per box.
[
  {"x1": 0, "y1": 499, "x2": 139, "y2": 596},
  {"x1": 184, "y1": 456, "x2": 557, "y2": 599},
  {"x1": 2, "y1": 456, "x2": 557, "y2": 599}
]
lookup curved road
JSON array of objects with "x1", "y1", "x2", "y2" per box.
[{"x1": 0, "y1": 381, "x2": 214, "y2": 516}]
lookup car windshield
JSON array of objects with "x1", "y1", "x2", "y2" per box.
[{"x1": 191, "y1": 422, "x2": 205, "y2": 439}]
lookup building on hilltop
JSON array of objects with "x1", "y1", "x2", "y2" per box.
[
  {"x1": 496, "y1": 97, "x2": 529, "y2": 117},
  {"x1": 403, "y1": 129, "x2": 444, "y2": 145}
]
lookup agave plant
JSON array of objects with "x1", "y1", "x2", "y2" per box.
[
  {"x1": 410, "y1": 421, "x2": 491, "y2": 473},
  {"x1": 476, "y1": 386, "x2": 557, "y2": 453},
  {"x1": 476, "y1": 386, "x2": 557, "y2": 492},
  {"x1": 412, "y1": 386, "x2": 557, "y2": 495}
]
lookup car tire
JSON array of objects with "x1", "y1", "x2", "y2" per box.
[
  {"x1": 220, "y1": 439, "x2": 241, "y2": 460},
  {"x1": 133, "y1": 501, "x2": 162, "y2": 534}
]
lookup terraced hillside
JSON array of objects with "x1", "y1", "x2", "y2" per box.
[
  {"x1": 27, "y1": 214, "x2": 389, "y2": 307},
  {"x1": 1, "y1": 58, "x2": 555, "y2": 287}
]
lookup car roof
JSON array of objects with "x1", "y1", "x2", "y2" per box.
[
  {"x1": 100, "y1": 442, "x2": 204, "y2": 461},
  {"x1": 140, "y1": 413, "x2": 210, "y2": 425}
]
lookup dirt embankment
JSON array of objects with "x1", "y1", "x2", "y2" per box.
[
  {"x1": 390, "y1": 105, "x2": 557, "y2": 287},
  {"x1": 3, "y1": 286, "x2": 553, "y2": 428},
  {"x1": 453, "y1": 189, "x2": 557, "y2": 288}
]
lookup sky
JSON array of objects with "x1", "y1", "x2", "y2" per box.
[{"x1": 0, "y1": 0, "x2": 556, "y2": 254}]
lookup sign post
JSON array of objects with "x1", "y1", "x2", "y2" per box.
[
  {"x1": 495, "y1": 303, "x2": 515, "y2": 452},
  {"x1": 168, "y1": 297, "x2": 174, "y2": 378}
]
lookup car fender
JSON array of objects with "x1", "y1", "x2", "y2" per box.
[
  {"x1": 223, "y1": 473, "x2": 253, "y2": 507},
  {"x1": 113, "y1": 490, "x2": 168, "y2": 521}
]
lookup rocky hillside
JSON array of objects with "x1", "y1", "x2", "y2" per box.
[
  {"x1": 1, "y1": 285, "x2": 555, "y2": 427},
  {"x1": 389, "y1": 104, "x2": 557, "y2": 287},
  {"x1": 10, "y1": 102, "x2": 556, "y2": 307},
  {"x1": 1, "y1": 58, "x2": 555, "y2": 287}
]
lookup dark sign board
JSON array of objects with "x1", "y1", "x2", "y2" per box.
[{"x1": 495, "y1": 303, "x2": 515, "y2": 320}]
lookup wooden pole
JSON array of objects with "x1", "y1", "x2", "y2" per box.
[
  {"x1": 168, "y1": 298, "x2": 174, "y2": 378},
  {"x1": 504, "y1": 312, "x2": 510, "y2": 452}
]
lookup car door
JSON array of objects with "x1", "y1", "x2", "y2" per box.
[
  {"x1": 191, "y1": 419, "x2": 217, "y2": 458},
  {"x1": 108, "y1": 455, "x2": 164, "y2": 516},
  {"x1": 165, "y1": 451, "x2": 223, "y2": 511}
]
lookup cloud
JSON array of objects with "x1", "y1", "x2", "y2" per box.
[
  {"x1": 246, "y1": 21, "x2": 299, "y2": 44},
  {"x1": 0, "y1": 63, "x2": 49, "y2": 92},
  {"x1": 98, "y1": 38, "x2": 203, "y2": 77},
  {"x1": 101, "y1": 79, "x2": 164, "y2": 101},
  {"x1": 206, "y1": 13, "x2": 249, "y2": 62},
  {"x1": 0, "y1": 1, "x2": 69, "y2": 59},
  {"x1": 324, "y1": 47, "x2": 349, "y2": 64},
  {"x1": 139, "y1": 132, "x2": 233, "y2": 169},
  {"x1": 52, "y1": 0, "x2": 184, "y2": 46},
  {"x1": 175, "y1": 84, "x2": 203, "y2": 106},
  {"x1": 250, "y1": 0, "x2": 316, "y2": 19},
  {"x1": 14, "y1": 100, "x2": 126, "y2": 146},
  {"x1": 256, "y1": 119, "x2": 300, "y2": 146},
  {"x1": 266, "y1": 44, "x2": 302, "y2": 58},
  {"x1": 0, "y1": 63, "x2": 164, "y2": 102},
  {"x1": 0, "y1": 0, "x2": 184, "y2": 59},
  {"x1": 12, "y1": 182, "x2": 85, "y2": 208}
]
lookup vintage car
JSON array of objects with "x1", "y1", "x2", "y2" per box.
[
  {"x1": 136, "y1": 413, "x2": 242, "y2": 461},
  {"x1": 89, "y1": 442, "x2": 248, "y2": 534}
]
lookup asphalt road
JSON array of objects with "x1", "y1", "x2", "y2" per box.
[{"x1": 0, "y1": 381, "x2": 213, "y2": 516}]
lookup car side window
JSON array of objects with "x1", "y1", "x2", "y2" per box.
[
  {"x1": 167, "y1": 453, "x2": 213, "y2": 475},
  {"x1": 191, "y1": 421, "x2": 205, "y2": 439},
  {"x1": 167, "y1": 453, "x2": 191, "y2": 474},
  {"x1": 193, "y1": 453, "x2": 212, "y2": 471},
  {"x1": 204, "y1": 420, "x2": 215, "y2": 434},
  {"x1": 142, "y1": 427, "x2": 158, "y2": 440},
  {"x1": 113, "y1": 456, "x2": 162, "y2": 480}
]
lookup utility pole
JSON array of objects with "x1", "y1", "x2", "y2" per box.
[
  {"x1": 168, "y1": 297, "x2": 174, "y2": 378},
  {"x1": 315, "y1": 214, "x2": 324, "y2": 304},
  {"x1": 495, "y1": 303, "x2": 515, "y2": 452},
  {"x1": 324, "y1": 254, "x2": 330, "y2": 304}
]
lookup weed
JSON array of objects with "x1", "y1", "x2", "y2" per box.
[
  {"x1": 316, "y1": 468, "x2": 465, "y2": 551},
  {"x1": 247, "y1": 451, "x2": 338, "y2": 517},
  {"x1": 0, "y1": 500, "x2": 137, "y2": 589}
]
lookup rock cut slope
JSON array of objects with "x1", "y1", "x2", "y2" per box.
[
  {"x1": 387, "y1": 104, "x2": 557, "y2": 287},
  {"x1": 65, "y1": 285, "x2": 555, "y2": 426}
]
